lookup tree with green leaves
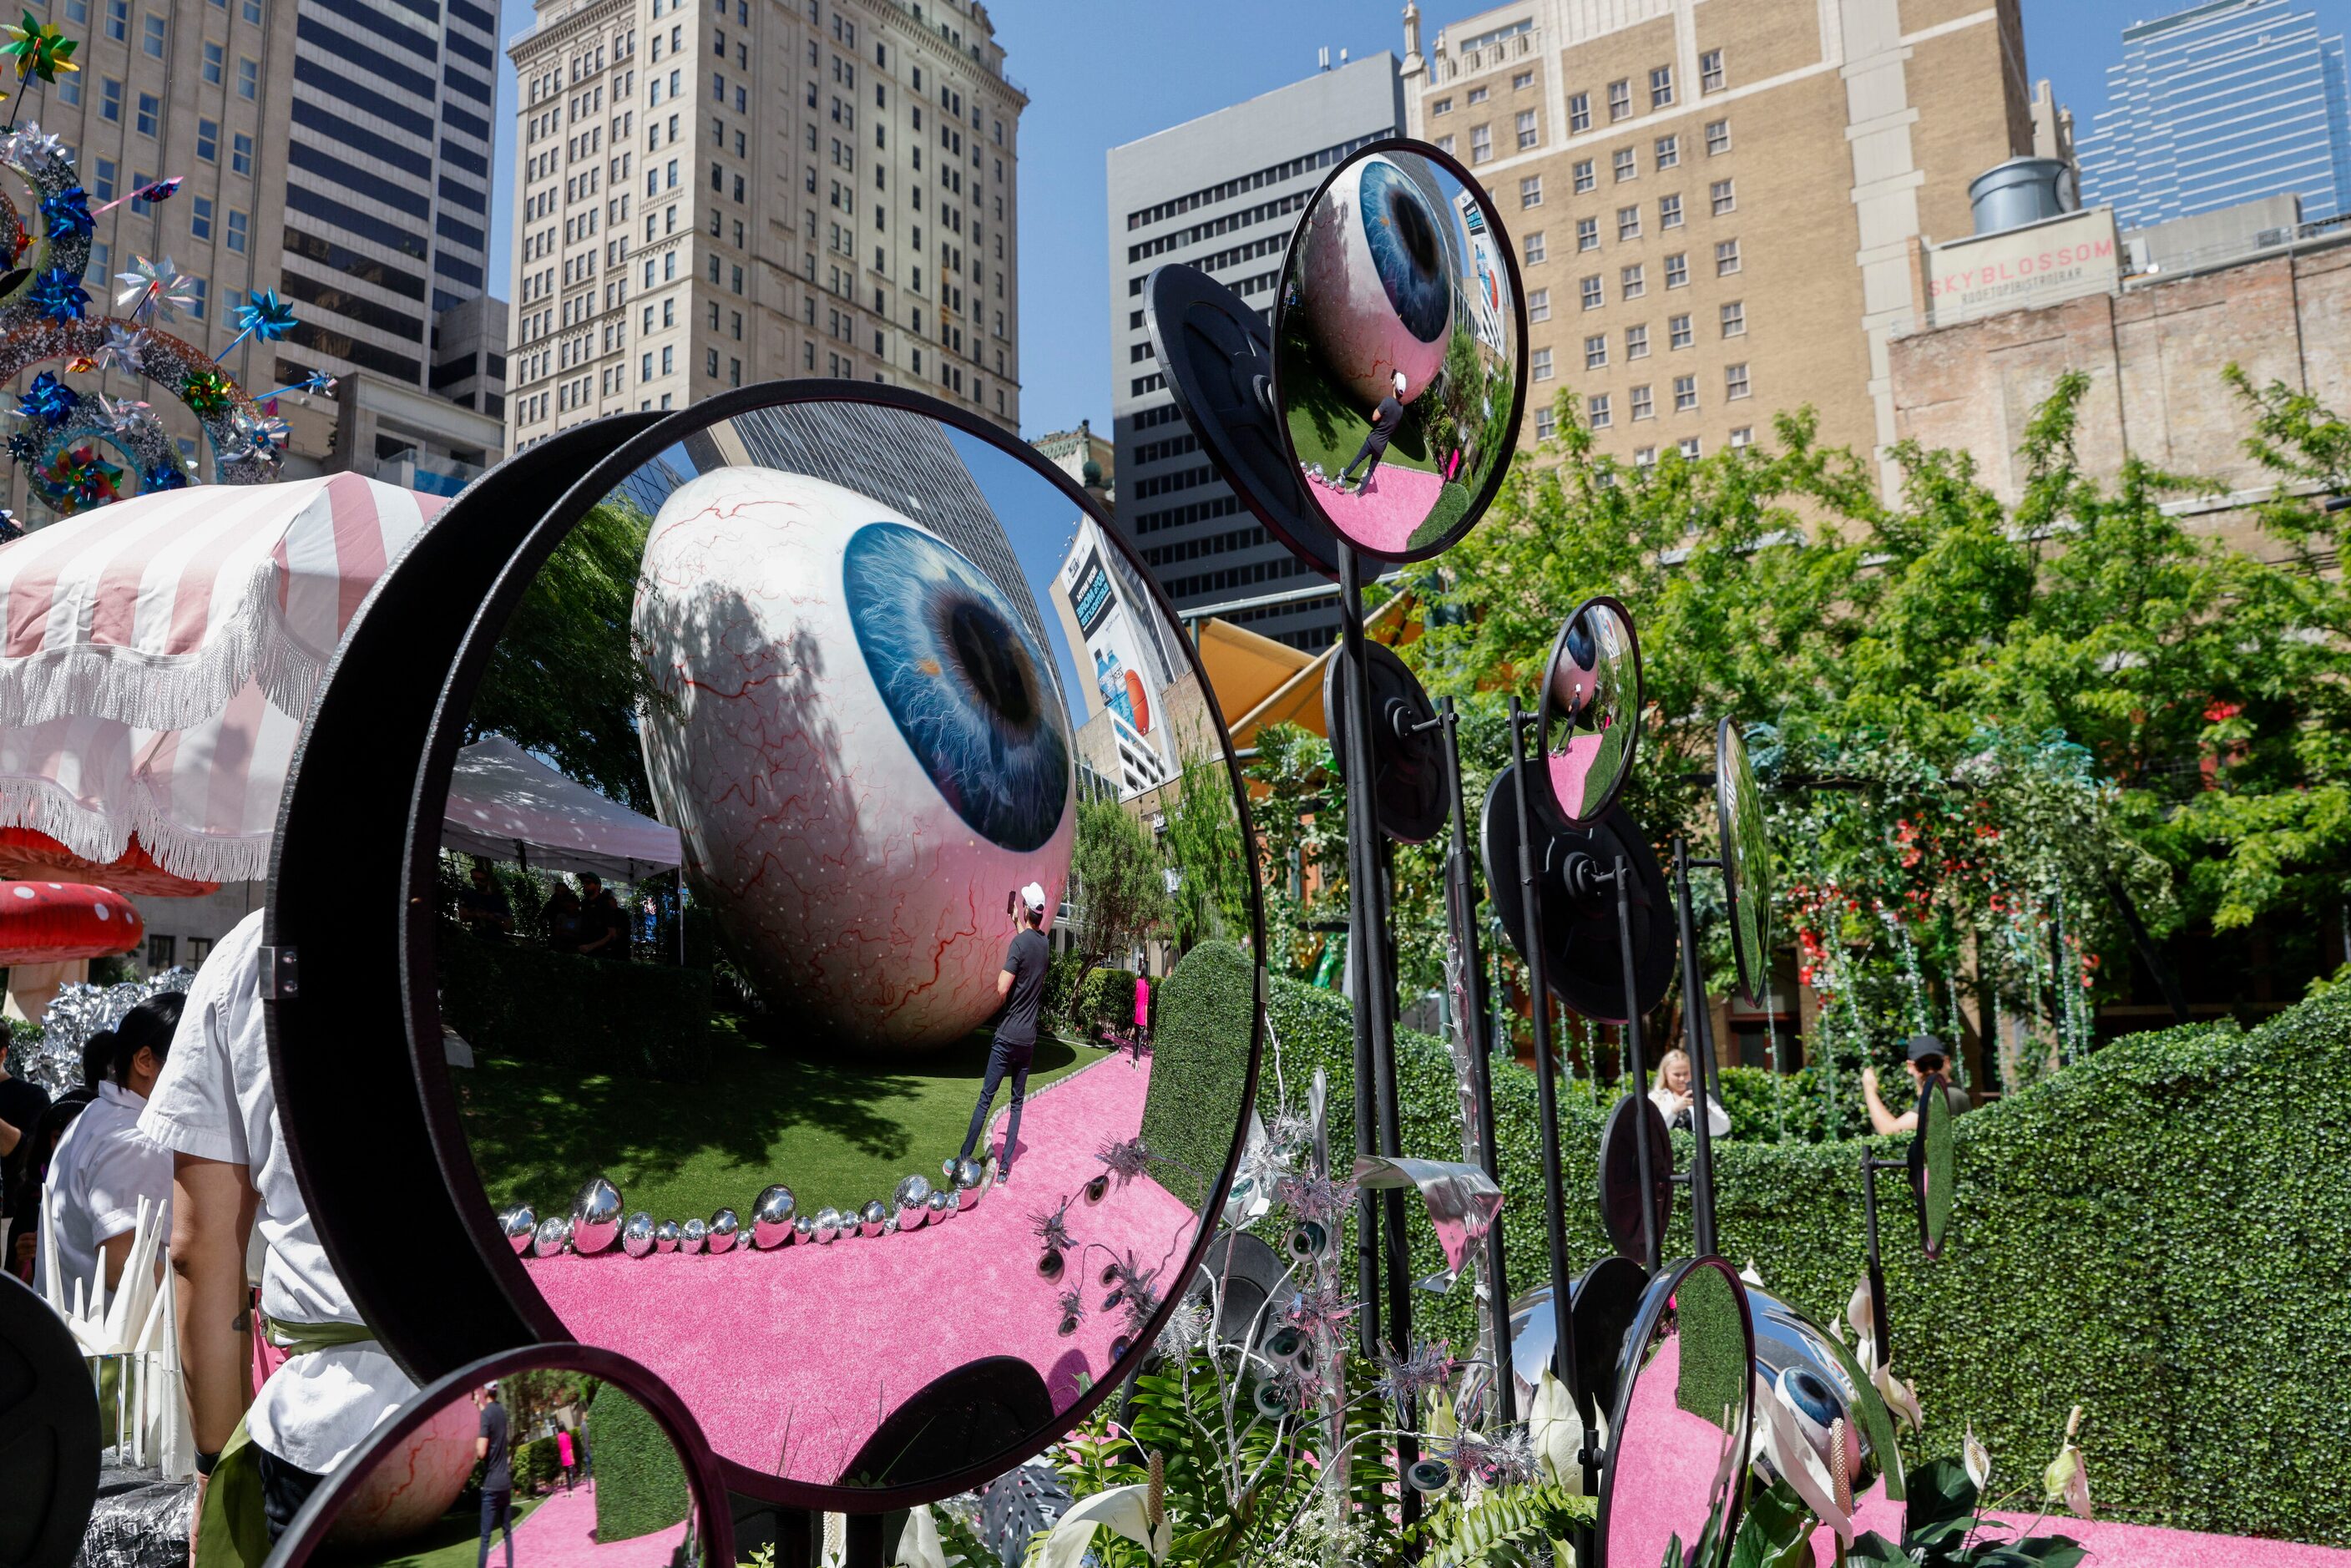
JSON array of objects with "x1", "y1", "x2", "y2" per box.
[
  {"x1": 1071, "y1": 794, "x2": 1169, "y2": 981},
  {"x1": 1159, "y1": 731, "x2": 1252, "y2": 955}
]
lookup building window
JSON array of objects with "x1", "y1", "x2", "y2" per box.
[
  {"x1": 1513, "y1": 70, "x2": 1533, "y2": 90},
  {"x1": 1516, "y1": 109, "x2": 1539, "y2": 149},
  {"x1": 1582, "y1": 334, "x2": 1606, "y2": 370},
  {"x1": 136, "y1": 92, "x2": 158, "y2": 137},
  {"x1": 1625, "y1": 323, "x2": 1649, "y2": 359},
  {"x1": 705, "y1": 346, "x2": 718, "y2": 376},
  {"x1": 1679, "y1": 436, "x2": 1701, "y2": 458},
  {"x1": 1580, "y1": 274, "x2": 1603, "y2": 310},
  {"x1": 1613, "y1": 147, "x2": 1636, "y2": 182},
  {"x1": 231, "y1": 133, "x2": 251, "y2": 175},
  {"x1": 1524, "y1": 230, "x2": 1545, "y2": 265},
  {"x1": 1631, "y1": 384, "x2": 1654, "y2": 419},
  {"x1": 1711, "y1": 178, "x2": 1737, "y2": 215},
  {"x1": 1668, "y1": 312, "x2": 1692, "y2": 349},
  {"x1": 1649, "y1": 64, "x2": 1673, "y2": 108},
  {"x1": 1720, "y1": 301, "x2": 1746, "y2": 336},
  {"x1": 1730, "y1": 425, "x2": 1753, "y2": 448},
  {"x1": 1616, "y1": 205, "x2": 1640, "y2": 241},
  {"x1": 1673, "y1": 373, "x2": 1697, "y2": 411},
  {"x1": 1716, "y1": 238, "x2": 1742, "y2": 275},
  {"x1": 56, "y1": 73, "x2": 76, "y2": 104},
  {"x1": 190, "y1": 195, "x2": 213, "y2": 239},
  {"x1": 1432, "y1": 96, "x2": 1453, "y2": 115},
  {"x1": 1573, "y1": 159, "x2": 1595, "y2": 194},
  {"x1": 236, "y1": 55, "x2": 256, "y2": 99},
  {"x1": 196, "y1": 118, "x2": 218, "y2": 161},
  {"x1": 1469, "y1": 85, "x2": 1489, "y2": 105},
  {"x1": 104, "y1": 0, "x2": 124, "y2": 38},
  {"x1": 1535, "y1": 404, "x2": 1557, "y2": 439},
  {"x1": 661, "y1": 345, "x2": 674, "y2": 373},
  {"x1": 202, "y1": 40, "x2": 222, "y2": 84},
  {"x1": 1607, "y1": 79, "x2": 1631, "y2": 120},
  {"x1": 226, "y1": 209, "x2": 247, "y2": 252},
  {"x1": 1587, "y1": 392, "x2": 1610, "y2": 428},
  {"x1": 1701, "y1": 48, "x2": 1726, "y2": 93},
  {"x1": 1726, "y1": 362, "x2": 1751, "y2": 398},
  {"x1": 1520, "y1": 175, "x2": 1542, "y2": 208},
  {"x1": 1706, "y1": 119, "x2": 1731, "y2": 155},
  {"x1": 1665, "y1": 252, "x2": 1687, "y2": 288},
  {"x1": 1576, "y1": 216, "x2": 1598, "y2": 251},
  {"x1": 1529, "y1": 286, "x2": 1550, "y2": 321},
  {"x1": 185, "y1": 277, "x2": 205, "y2": 319},
  {"x1": 1535, "y1": 346, "x2": 1555, "y2": 379},
  {"x1": 92, "y1": 158, "x2": 114, "y2": 200},
  {"x1": 1620, "y1": 263, "x2": 1645, "y2": 299},
  {"x1": 1654, "y1": 134, "x2": 1680, "y2": 171},
  {"x1": 1660, "y1": 193, "x2": 1683, "y2": 229},
  {"x1": 141, "y1": 11, "x2": 163, "y2": 56},
  {"x1": 640, "y1": 352, "x2": 652, "y2": 381},
  {"x1": 1471, "y1": 124, "x2": 1492, "y2": 163},
  {"x1": 1635, "y1": 445, "x2": 1656, "y2": 467},
  {"x1": 1435, "y1": 134, "x2": 1454, "y2": 155},
  {"x1": 99, "y1": 77, "x2": 120, "y2": 122},
  {"x1": 1568, "y1": 91, "x2": 1590, "y2": 132}
]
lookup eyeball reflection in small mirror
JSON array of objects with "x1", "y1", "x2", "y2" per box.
[{"x1": 1253, "y1": 1378, "x2": 1292, "y2": 1418}]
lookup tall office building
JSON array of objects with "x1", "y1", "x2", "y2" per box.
[
  {"x1": 1105, "y1": 54, "x2": 1402, "y2": 651},
  {"x1": 275, "y1": 0, "x2": 503, "y2": 411},
  {"x1": 2078, "y1": 0, "x2": 2351, "y2": 230},
  {"x1": 1400, "y1": 0, "x2": 2034, "y2": 483},
  {"x1": 503, "y1": 0, "x2": 1024, "y2": 456}
]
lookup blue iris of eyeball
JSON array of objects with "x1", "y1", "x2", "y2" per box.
[
  {"x1": 1297, "y1": 153, "x2": 1457, "y2": 406},
  {"x1": 635, "y1": 467, "x2": 1074, "y2": 1054}
]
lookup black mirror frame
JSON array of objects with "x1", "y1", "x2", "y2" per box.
[
  {"x1": 1534, "y1": 594, "x2": 1642, "y2": 830},
  {"x1": 1595, "y1": 1254, "x2": 1755, "y2": 1568}
]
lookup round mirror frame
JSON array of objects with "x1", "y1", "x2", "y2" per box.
[
  {"x1": 1715, "y1": 717, "x2": 1771, "y2": 1008},
  {"x1": 1595, "y1": 1255, "x2": 1755, "y2": 1568},
  {"x1": 1534, "y1": 594, "x2": 1643, "y2": 829}
]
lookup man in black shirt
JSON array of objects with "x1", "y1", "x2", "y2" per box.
[
  {"x1": 475, "y1": 1383, "x2": 514, "y2": 1568},
  {"x1": 0, "y1": 1059, "x2": 51, "y2": 1272},
  {"x1": 1337, "y1": 371, "x2": 1409, "y2": 493},
  {"x1": 958, "y1": 882, "x2": 1052, "y2": 1186},
  {"x1": 574, "y1": 873, "x2": 630, "y2": 961},
  {"x1": 458, "y1": 863, "x2": 513, "y2": 943}
]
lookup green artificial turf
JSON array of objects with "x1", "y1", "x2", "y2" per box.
[
  {"x1": 1278, "y1": 352, "x2": 1439, "y2": 479},
  {"x1": 458, "y1": 1019, "x2": 1091, "y2": 1222},
  {"x1": 328, "y1": 1494, "x2": 545, "y2": 1568}
]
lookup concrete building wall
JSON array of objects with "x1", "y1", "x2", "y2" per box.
[
  {"x1": 503, "y1": 0, "x2": 1023, "y2": 455},
  {"x1": 1887, "y1": 232, "x2": 2351, "y2": 566},
  {"x1": 1400, "y1": 0, "x2": 2030, "y2": 482}
]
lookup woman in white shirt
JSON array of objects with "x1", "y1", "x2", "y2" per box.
[
  {"x1": 1648, "y1": 1047, "x2": 1731, "y2": 1138},
  {"x1": 33, "y1": 993, "x2": 185, "y2": 1299}
]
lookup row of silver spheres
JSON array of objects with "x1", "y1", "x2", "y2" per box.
[{"x1": 498, "y1": 1157, "x2": 993, "y2": 1259}]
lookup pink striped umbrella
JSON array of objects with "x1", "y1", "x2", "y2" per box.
[{"x1": 0, "y1": 475, "x2": 446, "y2": 885}]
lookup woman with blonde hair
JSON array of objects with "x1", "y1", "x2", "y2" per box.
[{"x1": 1647, "y1": 1047, "x2": 1730, "y2": 1137}]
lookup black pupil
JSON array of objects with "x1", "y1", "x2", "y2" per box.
[
  {"x1": 947, "y1": 598, "x2": 1033, "y2": 726},
  {"x1": 1388, "y1": 184, "x2": 1440, "y2": 275}
]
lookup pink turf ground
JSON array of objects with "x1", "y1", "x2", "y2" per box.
[
  {"x1": 508, "y1": 1480, "x2": 689, "y2": 1568},
  {"x1": 1810, "y1": 1492, "x2": 2351, "y2": 1567},
  {"x1": 521, "y1": 1053, "x2": 1196, "y2": 1484},
  {"x1": 1312, "y1": 464, "x2": 1445, "y2": 554},
  {"x1": 1546, "y1": 735, "x2": 1605, "y2": 822}
]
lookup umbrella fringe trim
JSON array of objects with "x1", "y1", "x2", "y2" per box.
[{"x1": 0, "y1": 769, "x2": 269, "y2": 885}]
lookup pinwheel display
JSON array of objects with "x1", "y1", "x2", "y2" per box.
[{"x1": 1, "y1": 11, "x2": 78, "y2": 85}]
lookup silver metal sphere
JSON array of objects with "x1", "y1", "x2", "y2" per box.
[
  {"x1": 570, "y1": 1176, "x2": 625, "y2": 1257},
  {"x1": 894, "y1": 1174, "x2": 933, "y2": 1230},
  {"x1": 621, "y1": 1211, "x2": 657, "y2": 1258},
  {"x1": 499, "y1": 1205, "x2": 536, "y2": 1254},
  {"x1": 859, "y1": 1199, "x2": 888, "y2": 1238},
  {"x1": 814, "y1": 1206, "x2": 843, "y2": 1242},
  {"x1": 753, "y1": 1185, "x2": 797, "y2": 1248},
  {"x1": 531, "y1": 1215, "x2": 569, "y2": 1257},
  {"x1": 951, "y1": 1157, "x2": 985, "y2": 1191},
  {"x1": 655, "y1": 1220, "x2": 681, "y2": 1253},
  {"x1": 680, "y1": 1216, "x2": 708, "y2": 1254},
  {"x1": 793, "y1": 1214, "x2": 816, "y2": 1245},
  {"x1": 707, "y1": 1207, "x2": 740, "y2": 1254},
  {"x1": 928, "y1": 1189, "x2": 955, "y2": 1222}
]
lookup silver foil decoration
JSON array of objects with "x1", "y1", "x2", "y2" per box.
[
  {"x1": 753, "y1": 1185, "x2": 797, "y2": 1247},
  {"x1": 13, "y1": 968, "x2": 198, "y2": 1095},
  {"x1": 1352, "y1": 1155, "x2": 1504, "y2": 1292},
  {"x1": 894, "y1": 1173, "x2": 933, "y2": 1229},
  {"x1": 498, "y1": 1206, "x2": 536, "y2": 1255},
  {"x1": 859, "y1": 1199, "x2": 888, "y2": 1238},
  {"x1": 707, "y1": 1208, "x2": 740, "y2": 1254},
  {"x1": 622, "y1": 1211, "x2": 657, "y2": 1258},
  {"x1": 655, "y1": 1220, "x2": 681, "y2": 1253},
  {"x1": 570, "y1": 1176, "x2": 624, "y2": 1257},
  {"x1": 531, "y1": 1215, "x2": 569, "y2": 1258},
  {"x1": 680, "y1": 1216, "x2": 707, "y2": 1254}
]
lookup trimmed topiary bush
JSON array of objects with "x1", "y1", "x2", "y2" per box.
[
  {"x1": 586, "y1": 1386, "x2": 689, "y2": 1544},
  {"x1": 1263, "y1": 974, "x2": 2351, "y2": 1547},
  {"x1": 440, "y1": 934, "x2": 712, "y2": 1082},
  {"x1": 516, "y1": 1433, "x2": 561, "y2": 1494},
  {"x1": 1071, "y1": 964, "x2": 1139, "y2": 1047},
  {"x1": 1140, "y1": 941, "x2": 1256, "y2": 1206}
]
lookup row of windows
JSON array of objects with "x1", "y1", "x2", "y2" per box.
[
  {"x1": 1131, "y1": 401, "x2": 1185, "y2": 432},
  {"x1": 1431, "y1": 48, "x2": 1729, "y2": 158},
  {"x1": 1529, "y1": 402, "x2": 1756, "y2": 459},
  {"x1": 1534, "y1": 204, "x2": 1742, "y2": 266},
  {"x1": 1132, "y1": 463, "x2": 1212, "y2": 499},
  {"x1": 1124, "y1": 132, "x2": 1382, "y2": 230},
  {"x1": 1126, "y1": 189, "x2": 1308, "y2": 264},
  {"x1": 1515, "y1": 123, "x2": 1731, "y2": 213},
  {"x1": 1163, "y1": 551, "x2": 1308, "y2": 603},
  {"x1": 1131, "y1": 431, "x2": 1198, "y2": 465},
  {"x1": 1545, "y1": 365, "x2": 1752, "y2": 424},
  {"x1": 1133, "y1": 490, "x2": 1243, "y2": 536},
  {"x1": 1144, "y1": 524, "x2": 1266, "y2": 569}
]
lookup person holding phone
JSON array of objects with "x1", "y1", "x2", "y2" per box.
[{"x1": 958, "y1": 883, "x2": 1051, "y2": 1186}]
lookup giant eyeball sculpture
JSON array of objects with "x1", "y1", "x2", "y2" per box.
[
  {"x1": 752, "y1": 1185, "x2": 797, "y2": 1249},
  {"x1": 571, "y1": 1177, "x2": 624, "y2": 1257},
  {"x1": 499, "y1": 1205, "x2": 536, "y2": 1255},
  {"x1": 621, "y1": 1211, "x2": 657, "y2": 1258},
  {"x1": 531, "y1": 1215, "x2": 569, "y2": 1258},
  {"x1": 1294, "y1": 152, "x2": 1454, "y2": 407},
  {"x1": 707, "y1": 1208, "x2": 741, "y2": 1255}
]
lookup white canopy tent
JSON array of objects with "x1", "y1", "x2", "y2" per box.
[{"x1": 442, "y1": 736, "x2": 681, "y2": 881}]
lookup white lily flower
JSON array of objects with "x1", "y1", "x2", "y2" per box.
[
  {"x1": 1873, "y1": 1363, "x2": 1924, "y2": 1432},
  {"x1": 1037, "y1": 1484, "x2": 1170, "y2": 1568},
  {"x1": 1964, "y1": 1423, "x2": 1992, "y2": 1492},
  {"x1": 893, "y1": 1503, "x2": 954, "y2": 1568}
]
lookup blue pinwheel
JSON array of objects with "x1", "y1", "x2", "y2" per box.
[
  {"x1": 39, "y1": 184, "x2": 90, "y2": 240},
  {"x1": 28, "y1": 265, "x2": 87, "y2": 322},
  {"x1": 18, "y1": 370, "x2": 77, "y2": 425},
  {"x1": 220, "y1": 288, "x2": 297, "y2": 357},
  {"x1": 141, "y1": 460, "x2": 189, "y2": 493}
]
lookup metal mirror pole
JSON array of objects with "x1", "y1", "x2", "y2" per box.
[
  {"x1": 1426, "y1": 695, "x2": 1513, "y2": 1421},
  {"x1": 1612, "y1": 855, "x2": 1661, "y2": 1274},
  {"x1": 1670, "y1": 837, "x2": 1722, "y2": 1257},
  {"x1": 1335, "y1": 541, "x2": 1418, "y2": 1523},
  {"x1": 1506, "y1": 699, "x2": 1597, "y2": 1508},
  {"x1": 1859, "y1": 1152, "x2": 1895, "y2": 1368}
]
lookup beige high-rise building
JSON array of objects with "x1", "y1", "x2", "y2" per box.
[
  {"x1": 504, "y1": 0, "x2": 1022, "y2": 452},
  {"x1": 1401, "y1": 0, "x2": 2033, "y2": 478}
]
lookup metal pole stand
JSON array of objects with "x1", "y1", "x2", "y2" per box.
[
  {"x1": 1670, "y1": 836, "x2": 1722, "y2": 1257},
  {"x1": 1859, "y1": 1151, "x2": 1900, "y2": 1367}
]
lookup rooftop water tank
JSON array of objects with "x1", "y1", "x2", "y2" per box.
[{"x1": 1968, "y1": 157, "x2": 2079, "y2": 236}]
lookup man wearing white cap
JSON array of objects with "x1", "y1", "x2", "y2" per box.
[{"x1": 958, "y1": 883, "x2": 1053, "y2": 1186}]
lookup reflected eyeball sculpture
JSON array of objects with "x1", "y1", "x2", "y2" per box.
[
  {"x1": 321, "y1": 1396, "x2": 479, "y2": 1549},
  {"x1": 1299, "y1": 154, "x2": 1454, "y2": 406},
  {"x1": 636, "y1": 468, "x2": 1074, "y2": 1053}
]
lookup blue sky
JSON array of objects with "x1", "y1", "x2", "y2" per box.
[{"x1": 487, "y1": 0, "x2": 2325, "y2": 440}]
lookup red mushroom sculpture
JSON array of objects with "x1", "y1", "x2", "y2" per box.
[{"x1": 0, "y1": 882, "x2": 144, "y2": 1024}]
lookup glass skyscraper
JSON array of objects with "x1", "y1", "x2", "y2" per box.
[{"x1": 2080, "y1": 0, "x2": 2351, "y2": 229}]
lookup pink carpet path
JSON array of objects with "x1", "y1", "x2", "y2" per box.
[
  {"x1": 508, "y1": 1480, "x2": 689, "y2": 1568},
  {"x1": 521, "y1": 1052, "x2": 1196, "y2": 1485},
  {"x1": 1309, "y1": 463, "x2": 1444, "y2": 554},
  {"x1": 1807, "y1": 1492, "x2": 2351, "y2": 1567}
]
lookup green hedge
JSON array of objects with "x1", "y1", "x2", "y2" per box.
[
  {"x1": 1198, "y1": 974, "x2": 2351, "y2": 1547},
  {"x1": 1071, "y1": 965, "x2": 1140, "y2": 1046},
  {"x1": 516, "y1": 1433, "x2": 561, "y2": 1494},
  {"x1": 440, "y1": 933, "x2": 712, "y2": 1082},
  {"x1": 1139, "y1": 942, "x2": 1256, "y2": 1207},
  {"x1": 586, "y1": 1385, "x2": 689, "y2": 1543}
]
